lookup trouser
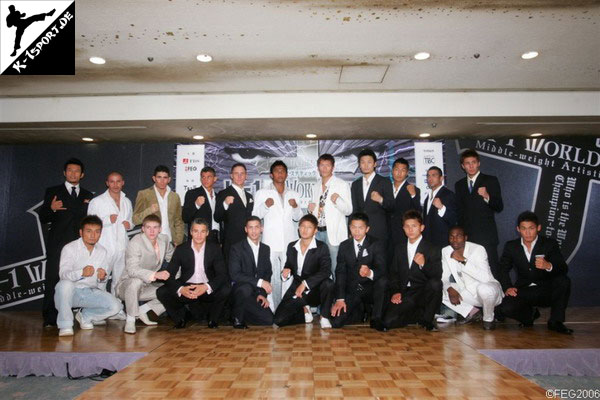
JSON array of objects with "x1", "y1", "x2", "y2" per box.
[
  {"x1": 268, "y1": 251, "x2": 287, "y2": 312},
  {"x1": 443, "y1": 281, "x2": 503, "y2": 322},
  {"x1": 231, "y1": 282, "x2": 274, "y2": 325},
  {"x1": 501, "y1": 276, "x2": 571, "y2": 324},
  {"x1": 116, "y1": 278, "x2": 164, "y2": 317},
  {"x1": 42, "y1": 250, "x2": 61, "y2": 324},
  {"x1": 324, "y1": 278, "x2": 388, "y2": 328},
  {"x1": 54, "y1": 281, "x2": 123, "y2": 329},
  {"x1": 157, "y1": 283, "x2": 231, "y2": 324},
  {"x1": 274, "y1": 279, "x2": 333, "y2": 327},
  {"x1": 316, "y1": 230, "x2": 338, "y2": 280},
  {"x1": 383, "y1": 279, "x2": 443, "y2": 329},
  {"x1": 108, "y1": 250, "x2": 126, "y2": 293}
]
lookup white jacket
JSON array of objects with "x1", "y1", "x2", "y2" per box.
[
  {"x1": 88, "y1": 190, "x2": 133, "y2": 258},
  {"x1": 310, "y1": 175, "x2": 352, "y2": 246}
]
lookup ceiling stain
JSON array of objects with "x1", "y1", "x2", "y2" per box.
[{"x1": 288, "y1": 0, "x2": 600, "y2": 9}]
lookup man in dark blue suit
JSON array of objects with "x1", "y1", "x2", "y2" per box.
[{"x1": 422, "y1": 166, "x2": 458, "y2": 248}]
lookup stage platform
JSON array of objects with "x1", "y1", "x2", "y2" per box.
[{"x1": 1, "y1": 308, "x2": 599, "y2": 399}]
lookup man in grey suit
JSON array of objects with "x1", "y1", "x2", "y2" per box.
[{"x1": 114, "y1": 214, "x2": 174, "y2": 334}]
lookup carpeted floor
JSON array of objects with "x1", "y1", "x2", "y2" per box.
[{"x1": 0, "y1": 376, "x2": 100, "y2": 400}]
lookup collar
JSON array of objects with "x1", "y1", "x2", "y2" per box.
[
  {"x1": 153, "y1": 185, "x2": 171, "y2": 197},
  {"x1": 77, "y1": 238, "x2": 98, "y2": 255},
  {"x1": 353, "y1": 237, "x2": 366, "y2": 247},
  {"x1": 294, "y1": 237, "x2": 317, "y2": 252},
  {"x1": 521, "y1": 236, "x2": 538, "y2": 251},
  {"x1": 430, "y1": 185, "x2": 444, "y2": 197},
  {"x1": 394, "y1": 179, "x2": 407, "y2": 191},
  {"x1": 468, "y1": 171, "x2": 481, "y2": 184},
  {"x1": 65, "y1": 182, "x2": 80, "y2": 191},
  {"x1": 247, "y1": 237, "x2": 260, "y2": 250},
  {"x1": 407, "y1": 235, "x2": 423, "y2": 248},
  {"x1": 363, "y1": 172, "x2": 375, "y2": 184},
  {"x1": 202, "y1": 185, "x2": 215, "y2": 197},
  {"x1": 191, "y1": 240, "x2": 206, "y2": 254}
]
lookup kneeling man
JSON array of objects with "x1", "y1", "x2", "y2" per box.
[{"x1": 55, "y1": 215, "x2": 122, "y2": 336}]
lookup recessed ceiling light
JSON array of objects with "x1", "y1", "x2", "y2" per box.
[
  {"x1": 530, "y1": 133, "x2": 543, "y2": 137},
  {"x1": 419, "y1": 133, "x2": 431, "y2": 138},
  {"x1": 521, "y1": 51, "x2": 539, "y2": 60},
  {"x1": 192, "y1": 135, "x2": 204, "y2": 140},
  {"x1": 89, "y1": 57, "x2": 105, "y2": 65},
  {"x1": 82, "y1": 137, "x2": 94, "y2": 142},
  {"x1": 306, "y1": 134, "x2": 317, "y2": 139},
  {"x1": 196, "y1": 54, "x2": 213, "y2": 62},
  {"x1": 414, "y1": 52, "x2": 430, "y2": 61}
]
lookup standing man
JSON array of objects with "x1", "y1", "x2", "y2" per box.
[
  {"x1": 157, "y1": 218, "x2": 231, "y2": 329},
  {"x1": 388, "y1": 158, "x2": 421, "y2": 253},
  {"x1": 88, "y1": 171, "x2": 133, "y2": 288},
  {"x1": 350, "y1": 149, "x2": 394, "y2": 249},
  {"x1": 253, "y1": 160, "x2": 303, "y2": 310},
  {"x1": 182, "y1": 166, "x2": 220, "y2": 244},
  {"x1": 40, "y1": 158, "x2": 93, "y2": 327},
  {"x1": 499, "y1": 211, "x2": 573, "y2": 334},
  {"x1": 308, "y1": 154, "x2": 352, "y2": 278},
  {"x1": 215, "y1": 163, "x2": 254, "y2": 259},
  {"x1": 422, "y1": 166, "x2": 458, "y2": 248},
  {"x1": 133, "y1": 165, "x2": 184, "y2": 247},
  {"x1": 441, "y1": 226, "x2": 503, "y2": 330},
  {"x1": 54, "y1": 216, "x2": 123, "y2": 336},
  {"x1": 454, "y1": 149, "x2": 503, "y2": 278}
]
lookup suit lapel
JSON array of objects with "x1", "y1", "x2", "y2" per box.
[{"x1": 242, "y1": 239, "x2": 257, "y2": 271}]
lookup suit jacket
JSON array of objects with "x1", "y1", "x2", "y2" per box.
[
  {"x1": 132, "y1": 186, "x2": 185, "y2": 245},
  {"x1": 389, "y1": 181, "x2": 421, "y2": 246},
  {"x1": 498, "y1": 236, "x2": 568, "y2": 291},
  {"x1": 228, "y1": 239, "x2": 272, "y2": 297},
  {"x1": 182, "y1": 186, "x2": 217, "y2": 229},
  {"x1": 335, "y1": 235, "x2": 386, "y2": 300},
  {"x1": 422, "y1": 186, "x2": 458, "y2": 247},
  {"x1": 309, "y1": 175, "x2": 352, "y2": 246},
  {"x1": 39, "y1": 183, "x2": 94, "y2": 257},
  {"x1": 284, "y1": 239, "x2": 331, "y2": 290},
  {"x1": 162, "y1": 240, "x2": 228, "y2": 293},
  {"x1": 388, "y1": 237, "x2": 442, "y2": 295},
  {"x1": 351, "y1": 174, "x2": 394, "y2": 241},
  {"x1": 442, "y1": 241, "x2": 499, "y2": 298},
  {"x1": 214, "y1": 185, "x2": 254, "y2": 253},
  {"x1": 454, "y1": 173, "x2": 503, "y2": 246}
]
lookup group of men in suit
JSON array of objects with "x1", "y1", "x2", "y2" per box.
[{"x1": 43, "y1": 147, "x2": 574, "y2": 336}]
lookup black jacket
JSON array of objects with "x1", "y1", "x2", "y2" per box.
[
  {"x1": 182, "y1": 186, "x2": 216, "y2": 228},
  {"x1": 214, "y1": 185, "x2": 254, "y2": 254},
  {"x1": 284, "y1": 239, "x2": 331, "y2": 290},
  {"x1": 351, "y1": 174, "x2": 394, "y2": 241},
  {"x1": 389, "y1": 181, "x2": 422, "y2": 246},
  {"x1": 335, "y1": 235, "x2": 386, "y2": 300},
  {"x1": 228, "y1": 239, "x2": 272, "y2": 297},
  {"x1": 422, "y1": 186, "x2": 458, "y2": 248},
  {"x1": 388, "y1": 238, "x2": 442, "y2": 295}
]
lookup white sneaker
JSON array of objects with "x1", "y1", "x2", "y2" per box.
[
  {"x1": 124, "y1": 319, "x2": 136, "y2": 334},
  {"x1": 58, "y1": 328, "x2": 74, "y2": 336},
  {"x1": 320, "y1": 317, "x2": 332, "y2": 329},
  {"x1": 138, "y1": 311, "x2": 157, "y2": 326},
  {"x1": 92, "y1": 319, "x2": 107, "y2": 326},
  {"x1": 304, "y1": 309, "x2": 314, "y2": 324},
  {"x1": 108, "y1": 310, "x2": 127, "y2": 320},
  {"x1": 436, "y1": 315, "x2": 457, "y2": 323},
  {"x1": 75, "y1": 310, "x2": 93, "y2": 330}
]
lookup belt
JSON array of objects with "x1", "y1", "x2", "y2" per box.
[{"x1": 317, "y1": 226, "x2": 327, "y2": 232}]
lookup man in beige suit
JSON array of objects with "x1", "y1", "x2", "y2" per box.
[
  {"x1": 133, "y1": 165, "x2": 184, "y2": 246},
  {"x1": 115, "y1": 214, "x2": 175, "y2": 334}
]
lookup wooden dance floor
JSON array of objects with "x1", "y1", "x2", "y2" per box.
[{"x1": 1, "y1": 308, "x2": 599, "y2": 399}]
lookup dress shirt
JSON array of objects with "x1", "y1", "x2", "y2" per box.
[
  {"x1": 425, "y1": 185, "x2": 447, "y2": 217},
  {"x1": 188, "y1": 242, "x2": 212, "y2": 293},
  {"x1": 247, "y1": 237, "x2": 264, "y2": 288},
  {"x1": 520, "y1": 236, "x2": 552, "y2": 282},
  {"x1": 467, "y1": 171, "x2": 490, "y2": 204},
  {"x1": 87, "y1": 189, "x2": 133, "y2": 255},
  {"x1": 197, "y1": 185, "x2": 219, "y2": 232},
  {"x1": 292, "y1": 237, "x2": 317, "y2": 289},
  {"x1": 362, "y1": 173, "x2": 375, "y2": 201},
  {"x1": 353, "y1": 237, "x2": 374, "y2": 280},
  {"x1": 406, "y1": 235, "x2": 423, "y2": 287},
  {"x1": 64, "y1": 181, "x2": 80, "y2": 197},
  {"x1": 59, "y1": 238, "x2": 109, "y2": 288},
  {"x1": 154, "y1": 185, "x2": 172, "y2": 242},
  {"x1": 392, "y1": 179, "x2": 406, "y2": 199}
]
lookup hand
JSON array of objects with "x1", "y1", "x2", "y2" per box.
[
  {"x1": 432, "y1": 198, "x2": 443, "y2": 210},
  {"x1": 224, "y1": 195, "x2": 235, "y2": 205},
  {"x1": 477, "y1": 186, "x2": 489, "y2": 200},
  {"x1": 391, "y1": 293, "x2": 402, "y2": 304},
  {"x1": 96, "y1": 268, "x2": 107, "y2": 281},
  {"x1": 261, "y1": 280, "x2": 272, "y2": 294},
  {"x1": 265, "y1": 198, "x2": 274, "y2": 208},
  {"x1": 370, "y1": 191, "x2": 383, "y2": 204},
  {"x1": 82, "y1": 265, "x2": 95, "y2": 277},
  {"x1": 154, "y1": 270, "x2": 170, "y2": 281},
  {"x1": 195, "y1": 195, "x2": 206, "y2": 207},
  {"x1": 535, "y1": 257, "x2": 552, "y2": 271},
  {"x1": 330, "y1": 193, "x2": 340, "y2": 204},
  {"x1": 414, "y1": 252, "x2": 425, "y2": 267},
  {"x1": 359, "y1": 265, "x2": 371, "y2": 278},
  {"x1": 505, "y1": 287, "x2": 518, "y2": 297},
  {"x1": 50, "y1": 195, "x2": 66, "y2": 211},
  {"x1": 450, "y1": 249, "x2": 466, "y2": 263},
  {"x1": 308, "y1": 202, "x2": 316, "y2": 213},
  {"x1": 150, "y1": 203, "x2": 160, "y2": 213},
  {"x1": 122, "y1": 221, "x2": 131, "y2": 230},
  {"x1": 110, "y1": 214, "x2": 118, "y2": 224},
  {"x1": 282, "y1": 268, "x2": 291, "y2": 279},
  {"x1": 295, "y1": 282, "x2": 306, "y2": 298},
  {"x1": 257, "y1": 295, "x2": 270, "y2": 308},
  {"x1": 447, "y1": 287, "x2": 462, "y2": 305},
  {"x1": 406, "y1": 184, "x2": 416, "y2": 197},
  {"x1": 288, "y1": 198, "x2": 298, "y2": 208},
  {"x1": 180, "y1": 286, "x2": 197, "y2": 299},
  {"x1": 193, "y1": 284, "x2": 208, "y2": 297},
  {"x1": 331, "y1": 300, "x2": 347, "y2": 317}
]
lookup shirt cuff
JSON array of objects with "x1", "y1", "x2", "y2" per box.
[
  {"x1": 484, "y1": 197, "x2": 490, "y2": 203},
  {"x1": 257, "y1": 279, "x2": 263, "y2": 288},
  {"x1": 546, "y1": 263, "x2": 553, "y2": 272},
  {"x1": 223, "y1": 201, "x2": 229, "y2": 211},
  {"x1": 368, "y1": 269, "x2": 374, "y2": 280},
  {"x1": 336, "y1": 298, "x2": 345, "y2": 302},
  {"x1": 177, "y1": 286, "x2": 183, "y2": 297},
  {"x1": 437, "y1": 205, "x2": 447, "y2": 217},
  {"x1": 195, "y1": 203, "x2": 201, "y2": 209},
  {"x1": 205, "y1": 283, "x2": 213, "y2": 294},
  {"x1": 303, "y1": 280, "x2": 310, "y2": 290}
]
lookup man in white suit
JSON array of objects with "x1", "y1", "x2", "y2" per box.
[
  {"x1": 114, "y1": 214, "x2": 174, "y2": 334},
  {"x1": 308, "y1": 154, "x2": 352, "y2": 278},
  {"x1": 441, "y1": 226, "x2": 503, "y2": 330}
]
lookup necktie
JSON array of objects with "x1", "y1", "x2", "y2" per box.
[
  {"x1": 357, "y1": 243, "x2": 363, "y2": 260},
  {"x1": 468, "y1": 180, "x2": 473, "y2": 193},
  {"x1": 71, "y1": 186, "x2": 77, "y2": 198}
]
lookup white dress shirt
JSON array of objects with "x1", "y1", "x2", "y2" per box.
[
  {"x1": 392, "y1": 179, "x2": 406, "y2": 199},
  {"x1": 88, "y1": 189, "x2": 133, "y2": 257},
  {"x1": 362, "y1": 172, "x2": 375, "y2": 201},
  {"x1": 254, "y1": 183, "x2": 302, "y2": 252},
  {"x1": 521, "y1": 236, "x2": 552, "y2": 282},
  {"x1": 59, "y1": 238, "x2": 109, "y2": 288},
  {"x1": 406, "y1": 235, "x2": 423, "y2": 287},
  {"x1": 188, "y1": 241, "x2": 212, "y2": 293},
  {"x1": 64, "y1": 181, "x2": 80, "y2": 197},
  {"x1": 247, "y1": 237, "x2": 265, "y2": 288},
  {"x1": 353, "y1": 237, "x2": 374, "y2": 280},
  {"x1": 197, "y1": 185, "x2": 219, "y2": 232},
  {"x1": 288, "y1": 237, "x2": 318, "y2": 289},
  {"x1": 154, "y1": 185, "x2": 172, "y2": 242}
]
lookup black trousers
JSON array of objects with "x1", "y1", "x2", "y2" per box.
[
  {"x1": 324, "y1": 278, "x2": 387, "y2": 329},
  {"x1": 231, "y1": 282, "x2": 274, "y2": 325},
  {"x1": 273, "y1": 279, "x2": 333, "y2": 327},
  {"x1": 382, "y1": 279, "x2": 443, "y2": 329},
  {"x1": 501, "y1": 275, "x2": 571, "y2": 324},
  {"x1": 157, "y1": 283, "x2": 231, "y2": 324},
  {"x1": 42, "y1": 250, "x2": 61, "y2": 324}
]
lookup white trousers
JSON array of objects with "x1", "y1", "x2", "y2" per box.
[{"x1": 443, "y1": 281, "x2": 503, "y2": 322}]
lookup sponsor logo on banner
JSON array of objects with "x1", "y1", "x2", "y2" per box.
[
  {"x1": 414, "y1": 141, "x2": 444, "y2": 195},
  {"x1": 176, "y1": 145, "x2": 206, "y2": 204}
]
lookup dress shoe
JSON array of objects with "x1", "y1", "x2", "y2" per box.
[
  {"x1": 207, "y1": 320, "x2": 219, "y2": 329},
  {"x1": 124, "y1": 319, "x2": 136, "y2": 334},
  {"x1": 548, "y1": 321, "x2": 573, "y2": 334},
  {"x1": 370, "y1": 319, "x2": 388, "y2": 332},
  {"x1": 419, "y1": 320, "x2": 439, "y2": 332},
  {"x1": 483, "y1": 321, "x2": 496, "y2": 330},
  {"x1": 233, "y1": 318, "x2": 248, "y2": 329},
  {"x1": 43, "y1": 321, "x2": 57, "y2": 328},
  {"x1": 75, "y1": 310, "x2": 93, "y2": 330},
  {"x1": 139, "y1": 312, "x2": 157, "y2": 326},
  {"x1": 457, "y1": 309, "x2": 482, "y2": 325},
  {"x1": 519, "y1": 308, "x2": 541, "y2": 327},
  {"x1": 173, "y1": 319, "x2": 187, "y2": 329},
  {"x1": 92, "y1": 319, "x2": 107, "y2": 326},
  {"x1": 304, "y1": 312, "x2": 314, "y2": 324},
  {"x1": 58, "y1": 328, "x2": 74, "y2": 336},
  {"x1": 320, "y1": 317, "x2": 332, "y2": 329},
  {"x1": 109, "y1": 310, "x2": 127, "y2": 320}
]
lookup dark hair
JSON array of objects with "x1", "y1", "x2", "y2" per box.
[
  {"x1": 449, "y1": 225, "x2": 466, "y2": 235},
  {"x1": 246, "y1": 215, "x2": 262, "y2": 225},
  {"x1": 299, "y1": 214, "x2": 318, "y2": 228},
  {"x1": 317, "y1": 153, "x2": 335, "y2": 166},
  {"x1": 231, "y1": 163, "x2": 247, "y2": 173},
  {"x1": 154, "y1": 165, "x2": 170, "y2": 176},
  {"x1": 269, "y1": 160, "x2": 288, "y2": 174},
  {"x1": 348, "y1": 212, "x2": 369, "y2": 226},
  {"x1": 190, "y1": 217, "x2": 210, "y2": 230},
  {"x1": 517, "y1": 211, "x2": 539, "y2": 226},
  {"x1": 392, "y1": 158, "x2": 409, "y2": 169},
  {"x1": 64, "y1": 158, "x2": 85, "y2": 173},
  {"x1": 402, "y1": 209, "x2": 423, "y2": 225},
  {"x1": 80, "y1": 215, "x2": 102, "y2": 230},
  {"x1": 460, "y1": 149, "x2": 480, "y2": 164},
  {"x1": 427, "y1": 166, "x2": 443, "y2": 176},
  {"x1": 106, "y1": 171, "x2": 123, "y2": 180},
  {"x1": 201, "y1": 166, "x2": 216, "y2": 176},
  {"x1": 142, "y1": 214, "x2": 161, "y2": 226},
  {"x1": 358, "y1": 149, "x2": 377, "y2": 163}
]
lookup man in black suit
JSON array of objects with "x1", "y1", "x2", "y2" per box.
[
  {"x1": 39, "y1": 158, "x2": 93, "y2": 327},
  {"x1": 156, "y1": 218, "x2": 231, "y2": 329},
  {"x1": 382, "y1": 210, "x2": 442, "y2": 331},
  {"x1": 388, "y1": 158, "x2": 421, "y2": 254},
  {"x1": 274, "y1": 214, "x2": 334, "y2": 328},
  {"x1": 351, "y1": 149, "x2": 394, "y2": 249},
  {"x1": 228, "y1": 216, "x2": 274, "y2": 328},
  {"x1": 422, "y1": 166, "x2": 458, "y2": 248},
  {"x1": 325, "y1": 213, "x2": 388, "y2": 329},
  {"x1": 183, "y1": 166, "x2": 220, "y2": 244},
  {"x1": 499, "y1": 211, "x2": 573, "y2": 334},
  {"x1": 454, "y1": 149, "x2": 504, "y2": 278},
  {"x1": 215, "y1": 163, "x2": 254, "y2": 259}
]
